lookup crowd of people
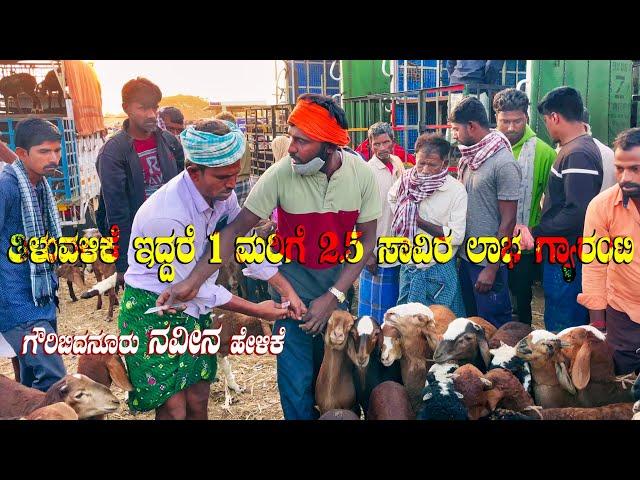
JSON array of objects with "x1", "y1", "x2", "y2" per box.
[{"x1": 1, "y1": 74, "x2": 639, "y2": 420}]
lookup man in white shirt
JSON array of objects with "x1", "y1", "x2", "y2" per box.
[
  {"x1": 389, "y1": 134, "x2": 468, "y2": 316},
  {"x1": 118, "y1": 118, "x2": 299, "y2": 420},
  {"x1": 357, "y1": 122, "x2": 405, "y2": 324},
  {"x1": 582, "y1": 109, "x2": 616, "y2": 192}
]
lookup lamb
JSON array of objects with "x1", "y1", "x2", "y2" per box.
[
  {"x1": 56, "y1": 263, "x2": 85, "y2": 302},
  {"x1": 523, "y1": 402, "x2": 635, "y2": 420},
  {"x1": 488, "y1": 321, "x2": 533, "y2": 349},
  {"x1": 23, "y1": 402, "x2": 78, "y2": 420},
  {"x1": 319, "y1": 409, "x2": 360, "y2": 420},
  {"x1": 366, "y1": 381, "x2": 414, "y2": 420},
  {"x1": 380, "y1": 303, "x2": 456, "y2": 412},
  {"x1": 0, "y1": 373, "x2": 120, "y2": 419},
  {"x1": 483, "y1": 367, "x2": 535, "y2": 412},
  {"x1": 452, "y1": 364, "x2": 494, "y2": 420},
  {"x1": 417, "y1": 363, "x2": 467, "y2": 420},
  {"x1": 489, "y1": 342, "x2": 532, "y2": 392},
  {"x1": 347, "y1": 316, "x2": 401, "y2": 416},
  {"x1": 557, "y1": 325, "x2": 634, "y2": 407},
  {"x1": 515, "y1": 330, "x2": 578, "y2": 408},
  {"x1": 210, "y1": 308, "x2": 273, "y2": 408},
  {"x1": 315, "y1": 310, "x2": 357, "y2": 415},
  {"x1": 432, "y1": 317, "x2": 493, "y2": 372},
  {"x1": 79, "y1": 228, "x2": 119, "y2": 320}
]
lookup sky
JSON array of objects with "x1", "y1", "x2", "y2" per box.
[{"x1": 92, "y1": 60, "x2": 281, "y2": 115}]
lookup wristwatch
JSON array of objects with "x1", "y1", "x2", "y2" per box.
[{"x1": 328, "y1": 286, "x2": 346, "y2": 304}]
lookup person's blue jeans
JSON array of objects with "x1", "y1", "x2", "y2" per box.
[
  {"x1": 458, "y1": 259, "x2": 512, "y2": 328},
  {"x1": 2, "y1": 319, "x2": 66, "y2": 392},
  {"x1": 542, "y1": 263, "x2": 588, "y2": 332}
]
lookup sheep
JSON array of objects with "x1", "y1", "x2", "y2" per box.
[
  {"x1": 489, "y1": 342, "x2": 532, "y2": 392},
  {"x1": 23, "y1": 402, "x2": 78, "y2": 420},
  {"x1": 483, "y1": 367, "x2": 535, "y2": 412},
  {"x1": 76, "y1": 353, "x2": 133, "y2": 420},
  {"x1": 346, "y1": 316, "x2": 401, "y2": 416},
  {"x1": 515, "y1": 330, "x2": 578, "y2": 408},
  {"x1": 319, "y1": 409, "x2": 360, "y2": 420},
  {"x1": 417, "y1": 363, "x2": 467, "y2": 420},
  {"x1": 633, "y1": 401, "x2": 640, "y2": 420},
  {"x1": 78, "y1": 228, "x2": 118, "y2": 320},
  {"x1": 210, "y1": 308, "x2": 272, "y2": 408},
  {"x1": 557, "y1": 326, "x2": 635, "y2": 407},
  {"x1": 380, "y1": 303, "x2": 456, "y2": 413},
  {"x1": 523, "y1": 402, "x2": 636, "y2": 420},
  {"x1": 452, "y1": 364, "x2": 494, "y2": 420},
  {"x1": 315, "y1": 310, "x2": 357, "y2": 415},
  {"x1": 488, "y1": 321, "x2": 533, "y2": 349},
  {"x1": 366, "y1": 381, "x2": 414, "y2": 420},
  {"x1": 56, "y1": 263, "x2": 85, "y2": 302},
  {"x1": 432, "y1": 317, "x2": 493, "y2": 373},
  {"x1": 0, "y1": 373, "x2": 120, "y2": 419}
]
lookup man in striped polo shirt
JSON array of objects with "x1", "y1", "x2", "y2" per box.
[{"x1": 157, "y1": 94, "x2": 382, "y2": 419}]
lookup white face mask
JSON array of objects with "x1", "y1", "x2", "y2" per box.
[{"x1": 290, "y1": 155, "x2": 325, "y2": 176}]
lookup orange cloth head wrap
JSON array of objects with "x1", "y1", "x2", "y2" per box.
[{"x1": 287, "y1": 99, "x2": 350, "y2": 146}]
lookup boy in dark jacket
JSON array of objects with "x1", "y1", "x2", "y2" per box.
[{"x1": 96, "y1": 77, "x2": 184, "y2": 288}]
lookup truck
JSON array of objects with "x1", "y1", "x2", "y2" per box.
[{"x1": 0, "y1": 60, "x2": 105, "y2": 232}]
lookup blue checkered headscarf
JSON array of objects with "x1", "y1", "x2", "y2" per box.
[{"x1": 179, "y1": 120, "x2": 245, "y2": 167}]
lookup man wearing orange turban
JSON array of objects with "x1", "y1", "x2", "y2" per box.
[{"x1": 156, "y1": 94, "x2": 383, "y2": 419}]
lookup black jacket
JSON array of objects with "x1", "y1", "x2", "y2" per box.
[{"x1": 96, "y1": 119, "x2": 184, "y2": 272}]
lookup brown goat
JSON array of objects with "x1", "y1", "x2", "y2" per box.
[
  {"x1": 515, "y1": 331, "x2": 578, "y2": 408},
  {"x1": 367, "y1": 381, "x2": 415, "y2": 420},
  {"x1": 452, "y1": 364, "x2": 494, "y2": 420},
  {"x1": 489, "y1": 321, "x2": 533, "y2": 349},
  {"x1": 210, "y1": 308, "x2": 273, "y2": 406},
  {"x1": 380, "y1": 304, "x2": 456, "y2": 413},
  {"x1": 523, "y1": 402, "x2": 635, "y2": 420},
  {"x1": 56, "y1": 263, "x2": 85, "y2": 302},
  {"x1": 315, "y1": 310, "x2": 356, "y2": 415},
  {"x1": 484, "y1": 367, "x2": 535, "y2": 412},
  {"x1": 79, "y1": 228, "x2": 118, "y2": 320},
  {"x1": 558, "y1": 326, "x2": 635, "y2": 407},
  {"x1": 0, "y1": 373, "x2": 120, "y2": 419},
  {"x1": 23, "y1": 402, "x2": 78, "y2": 420}
]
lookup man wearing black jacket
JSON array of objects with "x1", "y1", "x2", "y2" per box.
[
  {"x1": 96, "y1": 77, "x2": 184, "y2": 288},
  {"x1": 532, "y1": 87, "x2": 603, "y2": 332}
]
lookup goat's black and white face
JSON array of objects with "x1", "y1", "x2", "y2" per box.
[
  {"x1": 433, "y1": 318, "x2": 490, "y2": 369},
  {"x1": 348, "y1": 316, "x2": 380, "y2": 368}
]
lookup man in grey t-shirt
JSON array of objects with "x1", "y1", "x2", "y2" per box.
[{"x1": 451, "y1": 97, "x2": 521, "y2": 328}]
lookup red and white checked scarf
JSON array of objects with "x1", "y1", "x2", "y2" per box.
[
  {"x1": 391, "y1": 166, "x2": 449, "y2": 239},
  {"x1": 458, "y1": 130, "x2": 512, "y2": 175}
]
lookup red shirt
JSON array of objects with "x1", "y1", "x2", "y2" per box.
[
  {"x1": 355, "y1": 138, "x2": 416, "y2": 165},
  {"x1": 133, "y1": 135, "x2": 163, "y2": 199}
]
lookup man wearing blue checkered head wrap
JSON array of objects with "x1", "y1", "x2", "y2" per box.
[{"x1": 180, "y1": 119, "x2": 246, "y2": 168}]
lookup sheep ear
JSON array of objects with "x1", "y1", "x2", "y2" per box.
[
  {"x1": 555, "y1": 360, "x2": 577, "y2": 395},
  {"x1": 571, "y1": 342, "x2": 592, "y2": 390},
  {"x1": 58, "y1": 383, "x2": 69, "y2": 394},
  {"x1": 107, "y1": 355, "x2": 134, "y2": 392},
  {"x1": 480, "y1": 377, "x2": 493, "y2": 390},
  {"x1": 500, "y1": 340, "x2": 507, "y2": 347},
  {"x1": 478, "y1": 333, "x2": 492, "y2": 371},
  {"x1": 423, "y1": 392, "x2": 433, "y2": 401},
  {"x1": 424, "y1": 330, "x2": 439, "y2": 352},
  {"x1": 455, "y1": 391, "x2": 464, "y2": 399}
]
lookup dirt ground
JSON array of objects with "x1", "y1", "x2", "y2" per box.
[{"x1": 0, "y1": 279, "x2": 546, "y2": 421}]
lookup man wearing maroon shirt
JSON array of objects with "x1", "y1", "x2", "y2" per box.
[{"x1": 96, "y1": 77, "x2": 184, "y2": 289}]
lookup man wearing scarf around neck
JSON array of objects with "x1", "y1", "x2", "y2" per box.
[
  {"x1": 452, "y1": 97, "x2": 521, "y2": 328},
  {"x1": 0, "y1": 119, "x2": 66, "y2": 391},
  {"x1": 493, "y1": 88, "x2": 556, "y2": 326},
  {"x1": 119, "y1": 118, "x2": 292, "y2": 420},
  {"x1": 390, "y1": 133, "x2": 468, "y2": 316},
  {"x1": 156, "y1": 94, "x2": 382, "y2": 419}
]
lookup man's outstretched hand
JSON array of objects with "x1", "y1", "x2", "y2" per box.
[{"x1": 155, "y1": 278, "x2": 200, "y2": 315}]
